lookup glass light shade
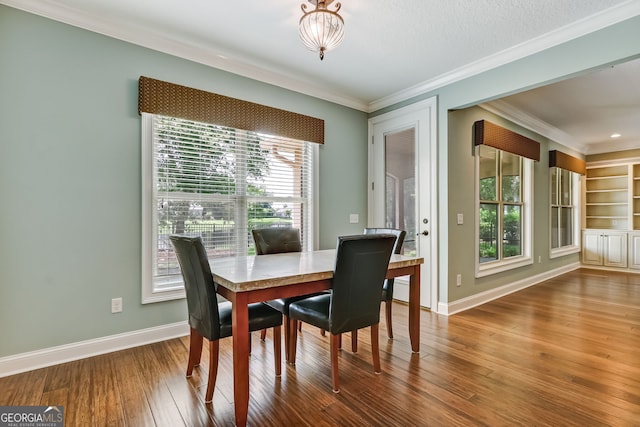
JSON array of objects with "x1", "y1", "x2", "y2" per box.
[{"x1": 299, "y1": 2, "x2": 344, "y2": 60}]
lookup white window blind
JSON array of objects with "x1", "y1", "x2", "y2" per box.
[{"x1": 142, "y1": 113, "x2": 316, "y2": 302}]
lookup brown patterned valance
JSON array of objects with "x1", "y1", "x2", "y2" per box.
[
  {"x1": 138, "y1": 76, "x2": 324, "y2": 144},
  {"x1": 549, "y1": 150, "x2": 586, "y2": 175},
  {"x1": 473, "y1": 120, "x2": 540, "y2": 161}
]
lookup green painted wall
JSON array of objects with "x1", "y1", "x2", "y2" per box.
[
  {"x1": 372, "y1": 15, "x2": 640, "y2": 305},
  {"x1": 447, "y1": 106, "x2": 582, "y2": 302},
  {"x1": 0, "y1": 5, "x2": 367, "y2": 357},
  {"x1": 2, "y1": 4, "x2": 639, "y2": 359}
]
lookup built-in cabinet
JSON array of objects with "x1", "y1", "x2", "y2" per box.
[
  {"x1": 582, "y1": 159, "x2": 640, "y2": 271},
  {"x1": 628, "y1": 232, "x2": 640, "y2": 270},
  {"x1": 582, "y1": 230, "x2": 627, "y2": 267}
]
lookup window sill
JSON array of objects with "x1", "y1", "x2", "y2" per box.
[
  {"x1": 142, "y1": 278, "x2": 185, "y2": 304},
  {"x1": 476, "y1": 256, "x2": 533, "y2": 278},
  {"x1": 550, "y1": 246, "x2": 580, "y2": 259}
]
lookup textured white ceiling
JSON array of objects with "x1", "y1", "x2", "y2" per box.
[
  {"x1": 486, "y1": 58, "x2": 640, "y2": 154},
  {"x1": 3, "y1": 0, "x2": 639, "y2": 152}
]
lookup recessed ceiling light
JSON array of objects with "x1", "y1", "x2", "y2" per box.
[{"x1": 610, "y1": 133, "x2": 621, "y2": 138}]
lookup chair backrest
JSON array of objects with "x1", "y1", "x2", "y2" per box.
[
  {"x1": 363, "y1": 228, "x2": 406, "y2": 255},
  {"x1": 169, "y1": 235, "x2": 221, "y2": 341},
  {"x1": 329, "y1": 234, "x2": 396, "y2": 334},
  {"x1": 252, "y1": 228, "x2": 302, "y2": 255}
]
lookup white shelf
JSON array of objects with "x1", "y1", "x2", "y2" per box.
[
  {"x1": 586, "y1": 175, "x2": 627, "y2": 180},
  {"x1": 586, "y1": 202, "x2": 627, "y2": 206},
  {"x1": 584, "y1": 161, "x2": 640, "y2": 231}
]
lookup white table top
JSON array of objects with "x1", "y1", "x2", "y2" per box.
[{"x1": 210, "y1": 249, "x2": 423, "y2": 292}]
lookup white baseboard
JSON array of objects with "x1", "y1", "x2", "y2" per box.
[
  {"x1": 0, "y1": 321, "x2": 190, "y2": 378},
  {"x1": 437, "y1": 262, "x2": 581, "y2": 316}
]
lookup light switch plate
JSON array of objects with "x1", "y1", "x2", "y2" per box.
[
  {"x1": 111, "y1": 297, "x2": 123, "y2": 313},
  {"x1": 349, "y1": 214, "x2": 359, "y2": 224},
  {"x1": 457, "y1": 213, "x2": 464, "y2": 225}
]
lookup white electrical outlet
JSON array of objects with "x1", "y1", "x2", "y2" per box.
[
  {"x1": 456, "y1": 274, "x2": 462, "y2": 287},
  {"x1": 111, "y1": 297, "x2": 123, "y2": 313},
  {"x1": 457, "y1": 213, "x2": 464, "y2": 225},
  {"x1": 349, "y1": 214, "x2": 359, "y2": 224}
]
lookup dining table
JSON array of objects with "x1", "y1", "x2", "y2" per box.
[{"x1": 210, "y1": 248, "x2": 424, "y2": 427}]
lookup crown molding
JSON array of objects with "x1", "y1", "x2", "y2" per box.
[
  {"x1": 2, "y1": 0, "x2": 639, "y2": 114},
  {"x1": 0, "y1": 0, "x2": 369, "y2": 111},
  {"x1": 480, "y1": 99, "x2": 588, "y2": 154},
  {"x1": 585, "y1": 138, "x2": 640, "y2": 155},
  {"x1": 367, "y1": 0, "x2": 640, "y2": 112},
  {"x1": 482, "y1": 99, "x2": 640, "y2": 156}
]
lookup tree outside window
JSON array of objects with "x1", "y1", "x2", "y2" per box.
[
  {"x1": 143, "y1": 114, "x2": 315, "y2": 300},
  {"x1": 478, "y1": 145, "x2": 523, "y2": 263}
]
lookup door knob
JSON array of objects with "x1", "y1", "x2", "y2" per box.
[{"x1": 421, "y1": 230, "x2": 429, "y2": 236}]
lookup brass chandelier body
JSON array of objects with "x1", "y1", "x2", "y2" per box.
[{"x1": 299, "y1": 0, "x2": 344, "y2": 60}]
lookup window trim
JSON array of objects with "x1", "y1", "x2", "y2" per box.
[
  {"x1": 549, "y1": 167, "x2": 581, "y2": 259},
  {"x1": 141, "y1": 113, "x2": 319, "y2": 303},
  {"x1": 475, "y1": 146, "x2": 533, "y2": 278},
  {"x1": 141, "y1": 114, "x2": 180, "y2": 303}
]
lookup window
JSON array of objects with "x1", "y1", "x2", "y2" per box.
[
  {"x1": 142, "y1": 113, "x2": 317, "y2": 303},
  {"x1": 550, "y1": 167, "x2": 580, "y2": 257},
  {"x1": 476, "y1": 145, "x2": 533, "y2": 276}
]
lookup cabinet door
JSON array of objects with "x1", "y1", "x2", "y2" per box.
[
  {"x1": 629, "y1": 233, "x2": 640, "y2": 270},
  {"x1": 582, "y1": 231, "x2": 603, "y2": 265},
  {"x1": 603, "y1": 232, "x2": 628, "y2": 268}
]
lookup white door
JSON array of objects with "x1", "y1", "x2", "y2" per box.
[{"x1": 368, "y1": 98, "x2": 437, "y2": 310}]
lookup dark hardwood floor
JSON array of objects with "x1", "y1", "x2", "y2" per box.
[{"x1": 1, "y1": 268, "x2": 639, "y2": 426}]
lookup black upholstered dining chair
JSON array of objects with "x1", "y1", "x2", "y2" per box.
[
  {"x1": 251, "y1": 227, "x2": 323, "y2": 363},
  {"x1": 288, "y1": 234, "x2": 396, "y2": 393},
  {"x1": 169, "y1": 235, "x2": 283, "y2": 403},
  {"x1": 349, "y1": 228, "x2": 406, "y2": 353},
  {"x1": 252, "y1": 227, "x2": 302, "y2": 255}
]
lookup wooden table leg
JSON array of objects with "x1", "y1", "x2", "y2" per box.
[
  {"x1": 408, "y1": 265, "x2": 421, "y2": 353},
  {"x1": 232, "y1": 294, "x2": 250, "y2": 427}
]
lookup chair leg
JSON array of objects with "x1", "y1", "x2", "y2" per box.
[
  {"x1": 273, "y1": 326, "x2": 282, "y2": 376},
  {"x1": 385, "y1": 300, "x2": 393, "y2": 339},
  {"x1": 289, "y1": 318, "x2": 298, "y2": 365},
  {"x1": 283, "y1": 315, "x2": 291, "y2": 363},
  {"x1": 187, "y1": 327, "x2": 203, "y2": 377},
  {"x1": 260, "y1": 329, "x2": 267, "y2": 341},
  {"x1": 205, "y1": 340, "x2": 220, "y2": 403},
  {"x1": 338, "y1": 334, "x2": 342, "y2": 349},
  {"x1": 320, "y1": 329, "x2": 326, "y2": 336},
  {"x1": 298, "y1": 321, "x2": 302, "y2": 332},
  {"x1": 371, "y1": 323, "x2": 381, "y2": 374},
  {"x1": 351, "y1": 329, "x2": 358, "y2": 353},
  {"x1": 330, "y1": 333, "x2": 340, "y2": 393}
]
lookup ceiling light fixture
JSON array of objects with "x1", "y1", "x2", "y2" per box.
[
  {"x1": 299, "y1": 0, "x2": 344, "y2": 61},
  {"x1": 610, "y1": 133, "x2": 621, "y2": 138}
]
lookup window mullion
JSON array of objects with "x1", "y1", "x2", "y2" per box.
[{"x1": 497, "y1": 152, "x2": 503, "y2": 260}]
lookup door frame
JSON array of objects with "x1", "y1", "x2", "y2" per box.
[{"x1": 367, "y1": 97, "x2": 438, "y2": 312}]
